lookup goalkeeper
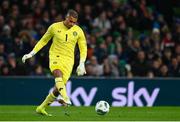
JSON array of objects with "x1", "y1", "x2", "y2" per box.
[{"x1": 22, "y1": 9, "x2": 87, "y2": 116}]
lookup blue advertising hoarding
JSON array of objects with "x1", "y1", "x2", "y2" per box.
[{"x1": 0, "y1": 77, "x2": 179, "y2": 106}]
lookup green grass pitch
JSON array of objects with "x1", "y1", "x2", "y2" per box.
[{"x1": 0, "y1": 106, "x2": 180, "y2": 121}]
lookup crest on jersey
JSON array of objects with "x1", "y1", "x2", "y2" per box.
[
  {"x1": 73, "y1": 31, "x2": 77, "y2": 36},
  {"x1": 53, "y1": 61, "x2": 57, "y2": 64}
]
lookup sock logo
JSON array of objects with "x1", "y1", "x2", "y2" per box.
[{"x1": 59, "y1": 88, "x2": 63, "y2": 91}]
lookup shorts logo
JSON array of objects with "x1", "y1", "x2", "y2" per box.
[
  {"x1": 53, "y1": 61, "x2": 57, "y2": 64},
  {"x1": 73, "y1": 31, "x2": 77, "y2": 36}
]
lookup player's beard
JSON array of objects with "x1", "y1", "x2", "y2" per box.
[{"x1": 63, "y1": 21, "x2": 72, "y2": 29}]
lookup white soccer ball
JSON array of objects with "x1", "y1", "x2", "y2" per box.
[{"x1": 95, "y1": 100, "x2": 110, "y2": 115}]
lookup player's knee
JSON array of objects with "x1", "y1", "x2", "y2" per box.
[{"x1": 53, "y1": 69, "x2": 63, "y2": 77}]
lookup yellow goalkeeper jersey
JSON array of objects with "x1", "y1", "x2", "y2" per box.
[{"x1": 32, "y1": 22, "x2": 87, "y2": 63}]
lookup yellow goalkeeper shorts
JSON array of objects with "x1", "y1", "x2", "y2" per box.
[{"x1": 49, "y1": 58, "x2": 73, "y2": 84}]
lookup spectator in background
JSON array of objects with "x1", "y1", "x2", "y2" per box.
[
  {"x1": 177, "y1": 55, "x2": 180, "y2": 65},
  {"x1": 125, "y1": 27, "x2": 135, "y2": 43},
  {"x1": 92, "y1": 11, "x2": 111, "y2": 36},
  {"x1": 126, "y1": 9, "x2": 139, "y2": 30},
  {"x1": 115, "y1": 37, "x2": 127, "y2": 61},
  {"x1": 7, "y1": 53, "x2": 17, "y2": 75},
  {"x1": 152, "y1": 41, "x2": 162, "y2": 58},
  {"x1": 0, "y1": 64, "x2": 10, "y2": 76},
  {"x1": 151, "y1": 59, "x2": 161, "y2": 77},
  {"x1": 131, "y1": 50, "x2": 149, "y2": 77},
  {"x1": 88, "y1": 56, "x2": 103, "y2": 76},
  {"x1": 12, "y1": 37, "x2": 26, "y2": 57},
  {"x1": 0, "y1": 25, "x2": 14, "y2": 53},
  {"x1": 10, "y1": 4, "x2": 20, "y2": 21},
  {"x1": 0, "y1": 0, "x2": 179, "y2": 78},
  {"x1": 0, "y1": 15, "x2": 5, "y2": 34},
  {"x1": 113, "y1": 15, "x2": 127, "y2": 36},
  {"x1": 81, "y1": 5, "x2": 93, "y2": 32},
  {"x1": 102, "y1": 56, "x2": 111, "y2": 76},
  {"x1": 161, "y1": 32, "x2": 175, "y2": 50},
  {"x1": 41, "y1": 10, "x2": 51, "y2": 28},
  {"x1": 0, "y1": 43, "x2": 6, "y2": 58},
  {"x1": 0, "y1": 56, "x2": 5, "y2": 69},
  {"x1": 49, "y1": 8, "x2": 58, "y2": 22},
  {"x1": 1, "y1": 0, "x2": 10, "y2": 18},
  {"x1": 173, "y1": 23, "x2": 180, "y2": 44},
  {"x1": 147, "y1": 71, "x2": 154, "y2": 78},
  {"x1": 127, "y1": 40, "x2": 142, "y2": 63},
  {"x1": 31, "y1": 64, "x2": 45, "y2": 76},
  {"x1": 162, "y1": 48, "x2": 172, "y2": 65},
  {"x1": 151, "y1": 28, "x2": 161, "y2": 45},
  {"x1": 105, "y1": 35, "x2": 115, "y2": 55},
  {"x1": 159, "y1": 64, "x2": 169, "y2": 77},
  {"x1": 175, "y1": 44, "x2": 180, "y2": 56},
  {"x1": 85, "y1": 62, "x2": 94, "y2": 76},
  {"x1": 168, "y1": 57, "x2": 180, "y2": 77},
  {"x1": 141, "y1": 36, "x2": 151, "y2": 53},
  {"x1": 119, "y1": 60, "x2": 128, "y2": 76},
  {"x1": 8, "y1": 19, "x2": 18, "y2": 37},
  {"x1": 26, "y1": 56, "x2": 37, "y2": 75},
  {"x1": 108, "y1": 55, "x2": 119, "y2": 77},
  {"x1": 95, "y1": 38, "x2": 107, "y2": 62},
  {"x1": 87, "y1": 35, "x2": 96, "y2": 60},
  {"x1": 7, "y1": 53, "x2": 27, "y2": 75}
]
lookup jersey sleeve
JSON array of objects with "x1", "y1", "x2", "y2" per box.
[
  {"x1": 77, "y1": 28, "x2": 87, "y2": 63},
  {"x1": 32, "y1": 24, "x2": 54, "y2": 53}
]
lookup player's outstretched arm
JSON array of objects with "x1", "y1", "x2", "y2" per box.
[
  {"x1": 22, "y1": 24, "x2": 54, "y2": 63},
  {"x1": 76, "y1": 29, "x2": 87, "y2": 76}
]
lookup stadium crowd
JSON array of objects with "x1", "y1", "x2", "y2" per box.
[{"x1": 0, "y1": 0, "x2": 179, "y2": 77}]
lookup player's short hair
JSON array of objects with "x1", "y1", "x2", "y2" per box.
[{"x1": 66, "y1": 9, "x2": 78, "y2": 19}]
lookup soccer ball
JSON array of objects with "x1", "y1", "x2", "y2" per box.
[{"x1": 95, "y1": 100, "x2": 110, "y2": 115}]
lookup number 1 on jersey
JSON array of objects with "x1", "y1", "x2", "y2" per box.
[{"x1": 65, "y1": 34, "x2": 68, "y2": 41}]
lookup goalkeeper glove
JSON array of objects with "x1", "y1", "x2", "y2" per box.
[
  {"x1": 22, "y1": 51, "x2": 35, "y2": 63},
  {"x1": 76, "y1": 61, "x2": 86, "y2": 76}
]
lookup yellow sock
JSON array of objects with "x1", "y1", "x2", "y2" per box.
[
  {"x1": 55, "y1": 77, "x2": 68, "y2": 101},
  {"x1": 39, "y1": 92, "x2": 56, "y2": 108}
]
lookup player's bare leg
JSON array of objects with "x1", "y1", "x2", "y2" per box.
[
  {"x1": 53, "y1": 69, "x2": 71, "y2": 106},
  {"x1": 35, "y1": 70, "x2": 61, "y2": 116},
  {"x1": 53, "y1": 69, "x2": 71, "y2": 116},
  {"x1": 36, "y1": 69, "x2": 71, "y2": 116}
]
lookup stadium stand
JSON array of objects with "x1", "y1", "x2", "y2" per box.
[{"x1": 0, "y1": 0, "x2": 179, "y2": 77}]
